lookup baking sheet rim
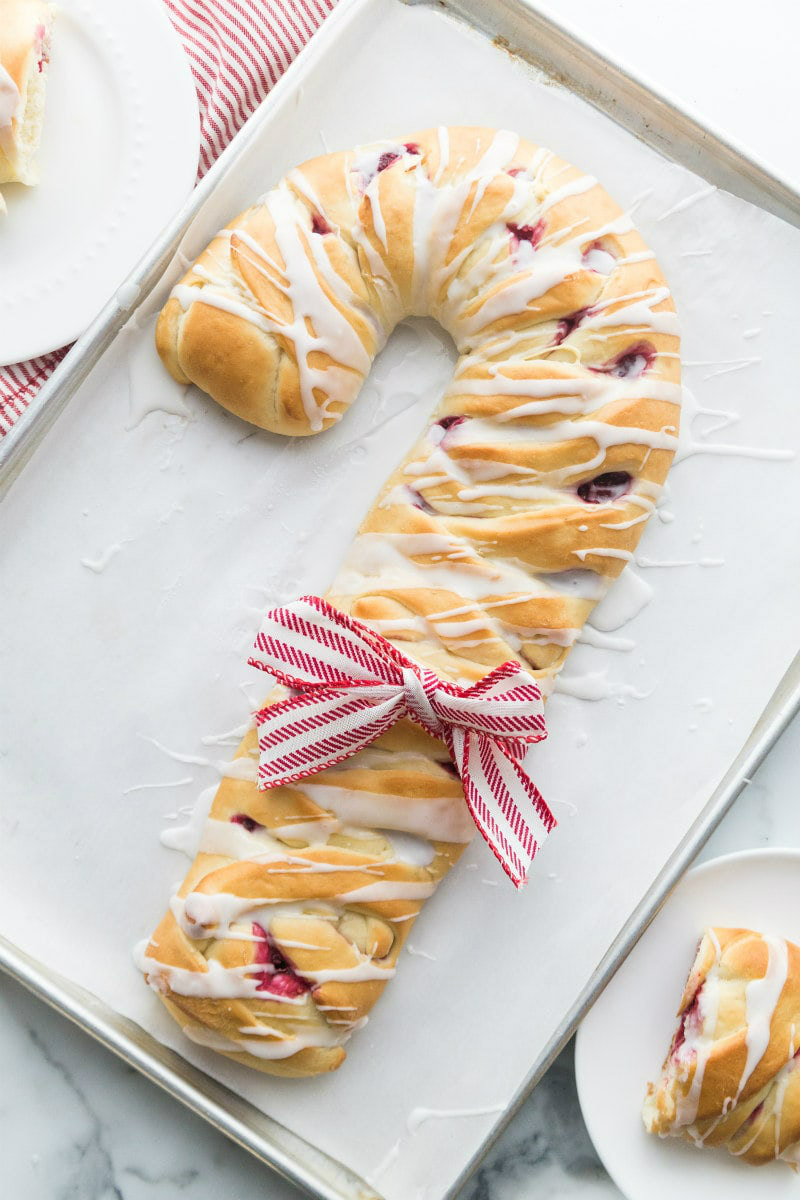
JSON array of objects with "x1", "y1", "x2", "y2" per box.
[{"x1": 2, "y1": 0, "x2": 800, "y2": 1197}]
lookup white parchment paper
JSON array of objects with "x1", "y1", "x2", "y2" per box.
[{"x1": 2, "y1": 1, "x2": 800, "y2": 1197}]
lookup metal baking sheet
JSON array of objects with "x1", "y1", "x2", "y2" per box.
[{"x1": 2, "y1": 0, "x2": 800, "y2": 1197}]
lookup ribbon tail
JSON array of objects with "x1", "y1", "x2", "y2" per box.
[
  {"x1": 255, "y1": 685, "x2": 407, "y2": 789},
  {"x1": 447, "y1": 729, "x2": 556, "y2": 888}
]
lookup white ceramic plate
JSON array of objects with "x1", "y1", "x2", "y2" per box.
[
  {"x1": 0, "y1": 0, "x2": 199, "y2": 364},
  {"x1": 576, "y1": 849, "x2": 800, "y2": 1200}
]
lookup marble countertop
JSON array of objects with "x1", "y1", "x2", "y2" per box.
[
  {"x1": 6, "y1": 708, "x2": 800, "y2": 1200},
  {"x1": 4, "y1": 2, "x2": 799, "y2": 1198}
]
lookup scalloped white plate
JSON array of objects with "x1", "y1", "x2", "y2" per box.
[
  {"x1": 576, "y1": 849, "x2": 800, "y2": 1200},
  {"x1": 0, "y1": 0, "x2": 199, "y2": 364}
]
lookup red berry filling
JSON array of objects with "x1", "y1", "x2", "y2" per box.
[
  {"x1": 230, "y1": 813, "x2": 264, "y2": 833},
  {"x1": 410, "y1": 490, "x2": 435, "y2": 514},
  {"x1": 552, "y1": 307, "x2": 592, "y2": 346},
  {"x1": 361, "y1": 145, "x2": 420, "y2": 189},
  {"x1": 311, "y1": 213, "x2": 331, "y2": 235},
  {"x1": 670, "y1": 987, "x2": 703, "y2": 1061},
  {"x1": 590, "y1": 342, "x2": 655, "y2": 380},
  {"x1": 507, "y1": 167, "x2": 525, "y2": 178},
  {"x1": 35, "y1": 24, "x2": 48, "y2": 71},
  {"x1": 576, "y1": 472, "x2": 633, "y2": 505},
  {"x1": 507, "y1": 220, "x2": 545, "y2": 253},
  {"x1": 377, "y1": 151, "x2": 401, "y2": 173},
  {"x1": 250, "y1": 923, "x2": 309, "y2": 998},
  {"x1": 435, "y1": 414, "x2": 466, "y2": 451}
]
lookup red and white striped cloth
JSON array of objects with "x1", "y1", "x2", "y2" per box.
[
  {"x1": 0, "y1": 0, "x2": 336, "y2": 435},
  {"x1": 249, "y1": 596, "x2": 555, "y2": 888}
]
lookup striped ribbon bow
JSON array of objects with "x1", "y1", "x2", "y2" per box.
[{"x1": 247, "y1": 596, "x2": 555, "y2": 888}]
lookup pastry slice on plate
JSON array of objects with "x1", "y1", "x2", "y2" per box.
[
  {"x1": 0, "y1": 0, "x2": 55, "y2": 205},
  {"x1": 644, "y1": 927, "x2": 800, "y2": 1166}
]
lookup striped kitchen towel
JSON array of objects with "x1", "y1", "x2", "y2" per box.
[{"x1": 0, "y1": 0, "x2": 336, "y2": 435}]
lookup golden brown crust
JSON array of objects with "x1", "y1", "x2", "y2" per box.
[
  {"x1": 140, "y1": 722, "x2": 468, "y2": 1073},
  {"x1": 644, "y1": 928, "x2": 800, "y2": 1166},
  {"x1": 144, "y1": 128, "x2": 680, "y2": 1075}
]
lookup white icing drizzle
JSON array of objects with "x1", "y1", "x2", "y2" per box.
[
  {"x1": 780, "y1": 1139, "x2": 800, "y2": 1166},
  {"x1": 406, "y1": 1104, "x2": 506, "y2": 1133},
  {"x1": 337, "y1": 880, "x2": 436, "y2": 903},
  {"x1": 677, "y1": 385, "x2": 794, "y2": 466},
  {"x1": 300, "y1": 959, "x2": 395, "y2": 984},
  {"x1": 135, "y1": 938, "x2": 290, "y2": 1002},
  {"x1": 406, "y1": 943, "x2": 437, "y2": 961},
  {"x1": 201, "y1": 718, "x2": 255, "y2": 747},
  {"x1": 0, "y1": 63, "x2": 19, "y2": 161},
  {"x1": 573, "y1": 547, "x2": 634, "y2": 564},
  {"x1": 160, "y1": 786, "x2": 217, "y2": 855},
  {"x1": 577, "y1": 625, "x2": 634, "y2": 652},
  {"x1": 182, "y1": 1016, "x2": 356, "y2": 1060},
  {"x1": 735, "y1": 935, "x2": 789, "y2": 1102},
  {"x1": 150, "y1": 129, "x2": 689, "y2": 1067},
  {"x1": 589, "y1": 570, "x2": 653, "y2": 631},
  {"x1": 730, "y1": 1110, "x2": 766, "y2": 1157},
  {"x1": 673, "y1": 931, "x2": 722, "y2": 1130},
  {"x1": 198, "y1": 818, "x2": 295, "y2": 861},
  {"x1": 672, "y1": 932, "x2": 791, "y2": 1153},
  {"x1": 657, "y1": 185, "x2": 717, "y2": 221},
  {"x1": 553, "y1": 668, "x2": 650, "y2": 703},
  {"x1": 369, "y1": 1139, "x2": 403, "y2": 1184},
  {"x1": 433, "y1": 125, "x2": 449, "y2": 185},
  {"x1": 124, "y1": 776, "x2": 193, "y2": 796},
  {"x1": 81, "y1": 543, "x2": 122, "y2": 573},
  {"x1": 772, "y1": 1057, "x2": 799, "y2": 1158}
]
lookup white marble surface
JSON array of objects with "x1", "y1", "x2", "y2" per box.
[{"x1": 4, "y1": 1, "x2": 799, "y2": 1198}]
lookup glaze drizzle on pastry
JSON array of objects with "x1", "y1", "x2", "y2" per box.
[
  {"x1": 144, "y1": 128, "x2": 680, "y2": 1075},
  {"x1": 644, "y1": 928, "x2": 800, "y2": 1166}
]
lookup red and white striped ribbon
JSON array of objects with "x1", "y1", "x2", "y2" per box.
[
  {"x1": 0, "y1": 0, "x2": 336, "y2": 434},
  {"x1": 248, "y1": 596, "x2": 555, "y2": 888}
]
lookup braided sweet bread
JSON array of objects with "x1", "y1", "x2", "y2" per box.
[
  {"x1": 140, "y1": 128, "x2": 680, "y2": 1075},
  {"x1": 644, "y1": 929, "x2": 800, "y2": 1166}
]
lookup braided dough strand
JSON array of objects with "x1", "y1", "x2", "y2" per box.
[
  {"x1": 143, "y1": 128, "x2": 680, "y2": 1075},
  {"x1": 645, "y1": 929, "x2": 800, "y2": 1166}
]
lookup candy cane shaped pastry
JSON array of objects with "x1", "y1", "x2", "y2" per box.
[
  {"x1": 141, "y1": 127, "x2": 680, "y2": 1076},
  {"x1": 645, "y1": 929, "x2": 800, "y2": 1166}
]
